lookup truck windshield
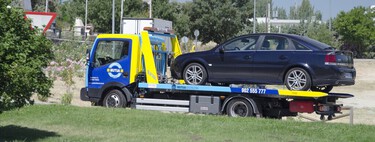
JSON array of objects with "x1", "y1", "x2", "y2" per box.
[{"x1": 94, "y1": 40, "x2": 129, "y2": 67}]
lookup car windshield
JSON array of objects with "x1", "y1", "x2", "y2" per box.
[{"x1": 299, "y1": 36, "x2": 333, "y2": 50}]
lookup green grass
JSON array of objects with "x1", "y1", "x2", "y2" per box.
[{"x1": 1, "y1": 105, "x2": 374, "y2": 142}]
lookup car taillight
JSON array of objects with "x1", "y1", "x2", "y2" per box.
[{"x1": 324, "y1": 53, "x2": 336, "y2": 65}]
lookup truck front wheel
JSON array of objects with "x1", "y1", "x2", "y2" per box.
[
  {"x1": 103, "y1": 89, "x2": 127, "y2": 108},
  {"x1": 226, "y1": 99, "x2": 254, "y2": 117}
]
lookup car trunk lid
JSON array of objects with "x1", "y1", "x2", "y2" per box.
[{"x1": 324, "y1": 51, "x2": 354, "y2": 68}]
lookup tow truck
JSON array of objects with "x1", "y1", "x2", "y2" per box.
[{"x1": 80, "y1": 28, "x2": 353, "y2": 119}]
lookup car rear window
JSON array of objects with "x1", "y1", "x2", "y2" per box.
[
  {"x1": 298, "y1": 36, "x2": 331, "y2": 50},
  {"x1": 292, "y1": 40, "x2": 310, "y2": 50}
]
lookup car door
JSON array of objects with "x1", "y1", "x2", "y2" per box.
[
  {"x1": 251, "y1": 35, "x2": 292, "y2": 84},
  {"x1": 209, "y1": 35, "x2": 259, "y2": 83},
  {"x1": 87, "y1": 39, "x2": 132, "y2": 90}
]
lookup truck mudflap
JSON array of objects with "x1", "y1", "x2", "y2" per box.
[{"x1": 80, "y1": 88, "x2": 90, "y2": 101}]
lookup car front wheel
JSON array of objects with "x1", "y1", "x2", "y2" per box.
[
  {"x1": 284, "y1": 67, "x2": 311, "y2": 91},
  {"x1": 183, "y1": 63, "x2": 207, "y2": 85}
]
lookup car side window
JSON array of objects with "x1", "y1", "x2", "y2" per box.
[
  {"x1": 94, "y1": 40, "x2": 129, "y2": 67},
  {"x1": 223, "y1": 36, "x2": 259, "y2": 51},
  {"x1": 292, "y1": 41, "x2": 310, "y2": 50},
  {"x1": 261, "y1": 36, "x2": 289, "y2": 51}
]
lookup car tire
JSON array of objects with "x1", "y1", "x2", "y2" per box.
[
  {"x1": 103, "y1": 89, "x2": 127, "y2": 108},
  {"x1": 226, "y1": 99, "x2": 254, "y2": 117},
  {"x1": 284, "y1": 67, "x2": 311, "y2": 91},
  {"x1": 183, "y1": 63, "x2": 207, "y2": 85},
  {"x1": 310, "y1": 85, "x2": 333, "y2": 93}
]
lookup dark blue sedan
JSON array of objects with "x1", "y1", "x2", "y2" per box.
[{"x1": 170, "y1": 33, "x2": 356, "y2": 92}]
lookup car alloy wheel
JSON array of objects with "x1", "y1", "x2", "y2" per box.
[
  {"x1": 183, "y1": 63, "x2": 207, "y2": 85},
  {"x1": 285, "y1": 68, "x2": 311, "y2": 91}
]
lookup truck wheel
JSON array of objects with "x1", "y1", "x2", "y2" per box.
[
  {"x1": 103, "y1": 89, "x2": 127, "y2": 108},
  {"x1": 226, "y1": 99, "x2": 254, "y2": 117},
  {"x1": 183, "y1": 63, "x2": 207, "y2": 85},
  {"x1": 284, "y1": 67, "x2": 311, "y2": 91},
  {"x1": 310, "y1": 86, "x2": 333, "y2": 93}
]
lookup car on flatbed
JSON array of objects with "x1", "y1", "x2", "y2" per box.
[{"x1": 170, "y1": 33, "x2": 356, "y2": 92}]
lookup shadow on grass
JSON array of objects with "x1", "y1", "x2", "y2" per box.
[{"x1": 0, "y1": 125, "x2": 60, "y2": 141}]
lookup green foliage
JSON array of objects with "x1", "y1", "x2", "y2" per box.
[
  {"x1": 47, "y1": 40, "x2": 87, "y2": 94},
  {"x1": 189, "y1": 0, "x2": 252, "y2": 44},
  {"x1": 37, "y1": 94, "x2": 48, "y2": 102},
  {"x1": 333, "y1": 6, "x2": 375, "y2": 58},
  {"x1": 289, "y1": 0, "x2": 318, "y2": 20},
  {"x1": 0, "y1": 0, "x2": 54, "y2": 112},
  {"x1": 306, "y1": 22, "x2": 340, "y2": 48},
  {"x1": 61, "y1": 93, "x2": 73, "y2": 105}
]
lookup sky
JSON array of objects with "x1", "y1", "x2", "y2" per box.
[{"x1": 273, "y1": 0, "x2": 374, "y2": 21}]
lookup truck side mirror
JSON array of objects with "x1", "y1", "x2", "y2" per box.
[{"x1": 219, "y1": 47, "x2": 225, "y2": 54}]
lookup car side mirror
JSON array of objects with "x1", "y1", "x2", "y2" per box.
[
  {"x1": 219, "y1": 47, "x2": 225, "y2": 54},
  {"x1": 86, "y1": 48, "x2": 91, "y2": 65}
]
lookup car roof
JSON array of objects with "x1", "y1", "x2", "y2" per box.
[{"x1": 242, "y1": 33, "x2": 304, "y2": 39}]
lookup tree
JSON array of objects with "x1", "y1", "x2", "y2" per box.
[
  {"x1": 306, "y1": 22, "x2": 339, "y2": 47},
  {"x1": 333, "y1": 7, "x2": 375, "y2": 58},
  {"x1": 274, "y1": 7, "x2": 287, "y2": 19},
  {"x1": 189, "y1": 0, "x2": 252, "y2": 44},
  {"x1": 289, "y1": 0, "x2": 316, "y2": 20},
  {"x1": 0, "y1": 0, "x2": 54, "y2": 112}
]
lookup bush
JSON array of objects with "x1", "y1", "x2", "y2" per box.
[
  {"x1": 61, "y1": 93, "x2": 73, "y2": 105},
  {"x1": 0, "y1": 1, "x2": 54, "y2": 112}
]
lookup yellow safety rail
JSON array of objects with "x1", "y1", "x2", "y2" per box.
[{"x1": 278, "y1": 90, "x2": 327, "y2": 98}]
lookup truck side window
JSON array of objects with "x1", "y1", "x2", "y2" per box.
[{"x1": 94, "y1": 40, "x2": 130, "y2": 67}]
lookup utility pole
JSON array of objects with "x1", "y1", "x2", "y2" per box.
[
  {"x1": 84, "y1": 0, "x2": 88, "y2": 40},
  {"x1": 253, "y1": 0, "x2": 256, "y2": 33},
  {"x1": 120, "y1": 0, "x2": 124, "y2": 34},
  {"x1": 267, "y1": 3, "x2": 271, "y2": 33},
  {"x1": 149, "y1": 0, "x2": 152, "y2": 18},
  {"x1": 45, "y1": 0, "x2": 48, "y2": 12},
  {"x1": 329, "y1": 0, "x2": 332, "y2": 31},
  {"x1": 112, "y1": 0, "x2": 115, "y2": 34}
]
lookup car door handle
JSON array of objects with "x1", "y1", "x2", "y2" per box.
[
  {"x1": 244, "y1": 55, "x2": 252, "y2": 60},
  {"x1": 279, "y1": 55, "x2": 287, "y2": 60}
]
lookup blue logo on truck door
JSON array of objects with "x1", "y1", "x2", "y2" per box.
[{"x1": 107, "y1": 62, "x2": 123, "y2": 79}]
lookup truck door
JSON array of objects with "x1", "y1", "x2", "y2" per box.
[{"x1": 87, "y1": 38, "x2": 132, "y2": 89}]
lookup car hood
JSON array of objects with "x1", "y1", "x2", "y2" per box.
[{"x1": 177, "y1": 50, "x2": 211, "y2": 58}]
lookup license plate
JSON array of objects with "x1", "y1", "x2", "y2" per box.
[{"x1": 344, "y1": 73, "x2": 352, "y2": 79}]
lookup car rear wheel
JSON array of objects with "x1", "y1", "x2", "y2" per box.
[
  {"x1": 285, "y1": 67, "x2": 311, "y2": 91},
  {"x1": 183, "y1": 63, "x2": 207, "y2": 85},
  {"x1": 310, "y1": 85, "x2": 333, "y2": 93}
]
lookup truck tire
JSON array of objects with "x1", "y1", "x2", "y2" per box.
[
  {"x1": 103, "y1": 89, "x2": 127, "y2": 108},
  {"x1": 226, "y1": 99, "x2": 254, "y2": 117}
]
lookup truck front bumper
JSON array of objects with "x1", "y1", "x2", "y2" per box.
[{"x1": 80, "y1": 88, "x2": 101, "y2": 102}]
